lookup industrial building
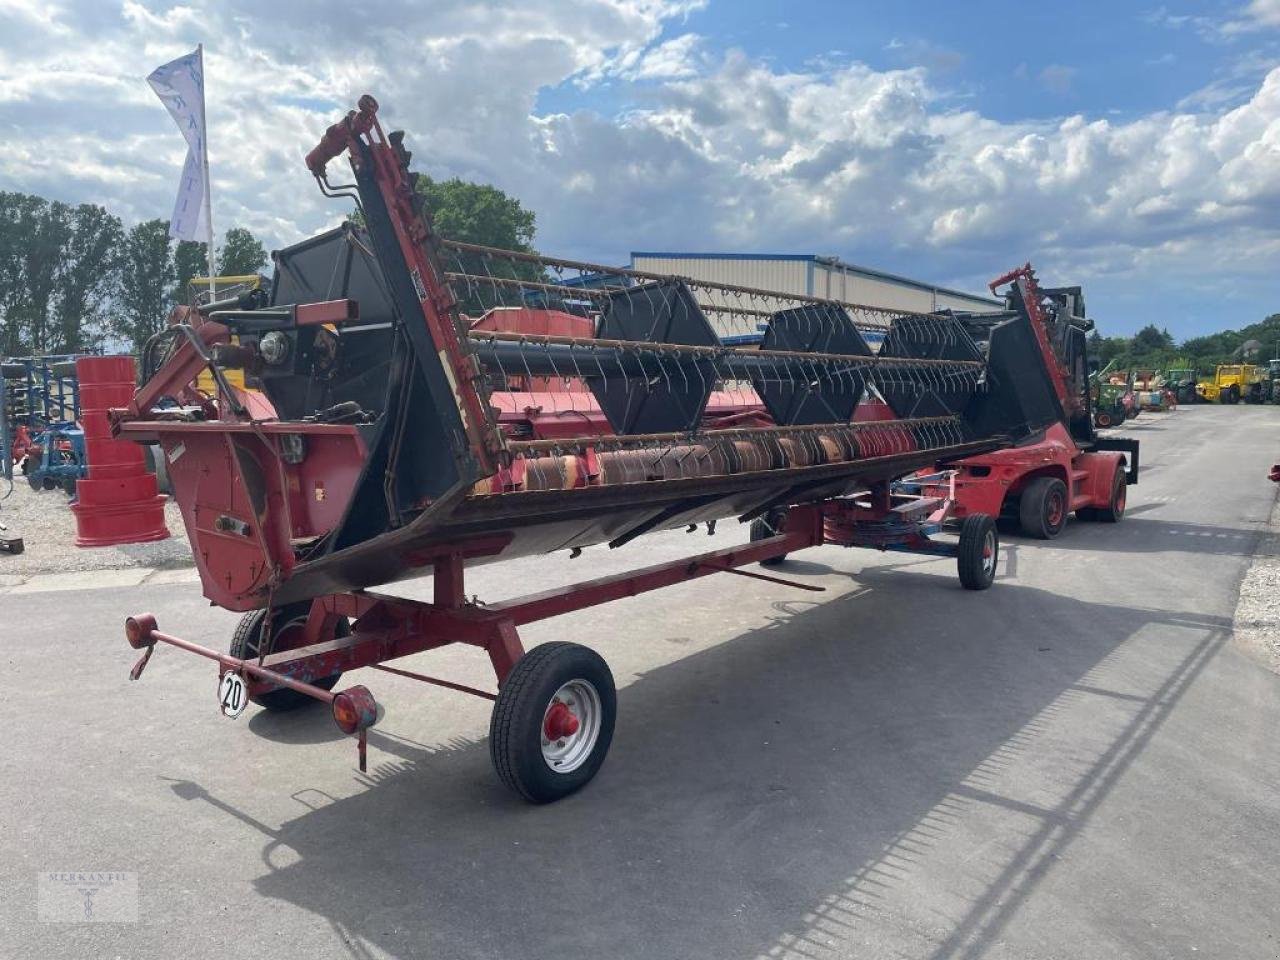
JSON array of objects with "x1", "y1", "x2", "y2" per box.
[{"x1": 630, "y1": 252, "x2": 1001, "y2": 315}]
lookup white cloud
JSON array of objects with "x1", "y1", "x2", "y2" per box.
[
  {"x1": 1224, "y1": 0, "x2": 1280, "y2": 32},
  {"x1": 0, "y1": 0, "x2": 1277, "y2": 312}
]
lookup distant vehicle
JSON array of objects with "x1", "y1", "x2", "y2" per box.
[
  {"x1": 1164, "y1": 366, "x2": 1198, "y2": 405},
  {"x1": 1268, "y1": 360, "x2": 1280, "y2": 404},
  {"x1": 1196, "y1": 364, "x2": 1266, "y2": 404}
]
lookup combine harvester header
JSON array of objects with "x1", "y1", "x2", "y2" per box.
[{"x1": 117, "y1": 95, "x2": 1072, "y2": 802}]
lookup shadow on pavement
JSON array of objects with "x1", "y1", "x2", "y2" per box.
[
  {"x1": 163, "y1": 569, "x2": 1230, "y2": 960},
  {"x1": 1043, "y1": 515, "x2": 1266, "y2": 557}
]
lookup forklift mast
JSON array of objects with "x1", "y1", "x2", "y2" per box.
[{"x1": 988, "y1": 264, "x2": 1096, "y2": 445}]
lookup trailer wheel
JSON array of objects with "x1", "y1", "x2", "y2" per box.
[
  {"x1": 957, "y1": 514, "x2": 998, "y2": 590},
  {"x1": 750, "y1": 515, "x2": 786, "y2": 567},
  {"x1": 1018, "y1": 477, "x2": 1069, "y2": 540},
  {"x1": 1098, "y1": 467, "x2": 1127, "y2": 523},
  {"x1": 229, "y1": 606, "x2": 347, "y2": 711},
  {"x1": 61, "y1": 477, "x2": 77, "y2": 497},
  {"x1": 490, "y1": 641, "x2": 616, "y2": 804}
]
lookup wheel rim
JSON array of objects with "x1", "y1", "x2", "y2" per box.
[
  {"x1": 1115, "y1": 479, "x2": 1126, "y2": 515},
  {"x1": 981, "y1": 531, "x2": 996, "y2": 577},
  {"x1": 1046, "y1": 491, "x2": 1064, "y2": 528},
  {"x1": 541, "y1": 679, "x2": 603, "y2": 774}
]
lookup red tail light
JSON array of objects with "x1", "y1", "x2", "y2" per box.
[
  {"x1": 332, "y1": 685, "x2": 378, "y2": 734},
  {"x1": 125, "y1": 614, "x2": 157, "y2": 649}
]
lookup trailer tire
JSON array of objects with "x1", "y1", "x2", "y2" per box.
[
  {"x1": 1098, "y1": 467, "x2": 1127, "y2": 523},
  {"x1": 750, "y1": 515, "x2": 786, "y2": 567},
  {"x1": 957, "y1": 514, "x2": 998, "y2": 590},
  {"x1": 1018, "y1": 477, "x2": 1069, "y2": 540},
  {"x1": 490, "y1": 641, "x2": 616, "y2": 804},
  {"x1": 229, "y1": 606, "x2": 346, "y2": 711}
]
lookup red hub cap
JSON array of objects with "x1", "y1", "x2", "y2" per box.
[
  {"x1": 544, "y1": 702, "x2": 580, "y2": 740},
  {"x1": 1047, "y1": 493, "x2": 1064, "y2": 527}
]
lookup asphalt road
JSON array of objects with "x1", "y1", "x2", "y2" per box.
[{"x1": 3, "y1": 405, "x2": 1279, "y2": 960}]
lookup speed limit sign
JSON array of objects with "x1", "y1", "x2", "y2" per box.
[{"x1": 218, "y1": 671, "x2": 248, "y2": 719}]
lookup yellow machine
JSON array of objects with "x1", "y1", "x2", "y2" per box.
[
  {"x1": 1195, "y1": 364, "x2": 1265, "y2": 404},
  {"x1": 187, "y1": 275, "x2": 263, "y2": 393}
]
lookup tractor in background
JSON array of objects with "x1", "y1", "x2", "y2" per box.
[
  {"x1": 1092, "y1": 363, "x2": 1136, "y2": 428},
  {"x1": 1165, "y1": 365, "x2": 1198, "y2": 406}
]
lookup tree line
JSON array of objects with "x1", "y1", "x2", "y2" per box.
[
  {"x1": 0, "y1": 191, "x2": 268, "y2": 357},
  {"x1": 1090, "y1": 313, "x2": 1280, "y2": 375}
]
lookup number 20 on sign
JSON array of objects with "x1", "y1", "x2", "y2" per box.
[{"x1": 218, "y1": 672, "x2": 248, "y2": 719}]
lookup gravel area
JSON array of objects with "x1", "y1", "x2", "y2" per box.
[
  {"x1": 1233, "y1": 484, "x2": 1280, "y2": 672},
  {"x1": 0, "y1": 475, "x2": 192, "y2": 577}
]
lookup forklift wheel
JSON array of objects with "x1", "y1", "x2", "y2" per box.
[
  {"x1": 1018, "y1": 477, "x2": 1069, "y2": 540},
  {"x1": 957, "y1": 514, "x2": 998, "y2": 590},
  {"x1": 1098, "y1": 467, "x2": 1127, "y2": 523},
  {"x1": 490, "y1": 641, "x2": 616, "y2": 803},
  {"x1": 1094, "y1": 410, "x2": 1115, "y2": 429},
  {"x1": 229, "y1": 606, "x2": 347, "y2": 711},
  {"x1": 751, "y1": 515, "x2": 787, "y2": 567}
]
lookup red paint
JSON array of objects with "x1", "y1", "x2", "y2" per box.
[
  {"x1": 544, "y1": 702, "x2": 580, "y2": 740},
  {"x1": 921, "y1": 422, "x2": 1126, "y2": 519},
  {"x1": 74, "y1": 355, "x2": 170, "y2": 548}
]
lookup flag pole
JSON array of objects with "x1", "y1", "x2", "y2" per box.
[{"x1": 198, "y1": 43, "x2": 216, "y2": 299}]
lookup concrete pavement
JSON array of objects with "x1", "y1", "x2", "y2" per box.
[{"x1": 2, "y1": 405, "x2": 1278, "y2": 959}]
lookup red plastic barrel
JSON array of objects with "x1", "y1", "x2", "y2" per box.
[{"x1": 72, "y1": 356, "x2": 169, "y2": 548}]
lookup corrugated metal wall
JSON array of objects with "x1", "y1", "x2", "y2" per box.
[
  {"x1": 633, "y1": 254, "x2": 999, "y2": 320},
  {"x1": 631, "y1": 256, "x2": 811, "y2": 338},
  {"x1": 632, "y1": 256, "x2": 809, "y2": 296}
]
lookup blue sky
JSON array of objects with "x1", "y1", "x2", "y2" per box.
[{"x1": 1, "y1": 0, "x2": 1277, "y2": 339}]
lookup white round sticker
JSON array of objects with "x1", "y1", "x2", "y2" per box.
[{"x1": 218, "y1": 672, "x2": 248, "y2": 719}]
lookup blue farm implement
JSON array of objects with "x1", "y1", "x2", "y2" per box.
[{"x1": 25, "y1": 423, "x2": 87, "y2": 496}]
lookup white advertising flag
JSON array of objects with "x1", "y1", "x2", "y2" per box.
[{"x1": 147, "y1": 47, "x2": 210, "y2": 243}]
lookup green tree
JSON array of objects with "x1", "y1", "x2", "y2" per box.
[
  {"x1": 52, "y1": 203, "x2": 123, "y2": 352},
  {"x1": 1132, "y1": 324, "x2": 1174, "y2": 355},
  {"x1": 115, "y1": 219, "x2": 175, "y2": 353},
  {"x1": 0, "y1": 192, "x2": 45, "y2": 353},
  {"x1": 217, "y1": 226, "x2": 267, "y2": 277},
  {"x1": 406, "y1": 175, "x2": 542, "y2": 314},
  {"x1": 18, "y1": 198, "x2": 73, "y2": 353},
  {"x1": 414, "y1": 176, "x2": 536, "y2": 252},
  {"x1": 172, "y1": 239, "x2": 208, "y2": 305}
]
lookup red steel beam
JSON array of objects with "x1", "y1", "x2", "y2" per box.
[{"x1": 487, "y1": 506, "x2": 824, "y2": 626}]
